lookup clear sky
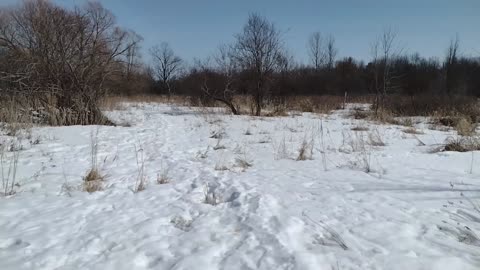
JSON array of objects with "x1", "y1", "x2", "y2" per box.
[{"x1": 1, "y1": 0, "x2": 479, "y2": 65}]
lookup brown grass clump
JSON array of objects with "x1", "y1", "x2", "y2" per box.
[
  {"x1": 296, "y1": 137, "x2": 314, "y2": 161},
  {"x1": 289, "y1": 96, "x2": 344, "y2": 114},
  {"x1": 351, "y1": 108, "x2": 369, "y2": 120},
  {"x1": 368, "y1": 130, "x2": 386, "y2": 147},
  {"x1": 455, "y1": 117, "x2": 476, "y2": 136},
  {"x1": 441, "y1": 136, "x2": 480, "y2": 152},
  {"x1": 83, "y1": 169, "x2": 104, "y2": 193},
  {"x1": 403, "y1": 128, "x2": 424, "y2": 135},
  {"x1": 385, "y1": 95, "x2": 479, "y2": 121},
  {"x1": 368, "y1": 108, "x2": 397, "y2": 125},
  {"x1": 351, "y1": 126, "x2": 369, "y2": 131}
]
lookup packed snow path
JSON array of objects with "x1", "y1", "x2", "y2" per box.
[{"x1": 1, "y1": 103, "x2": 479, "y2": 270}]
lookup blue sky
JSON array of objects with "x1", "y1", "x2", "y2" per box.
[{"x1": 1, "y1": 0, "x2": 479, "y2": 65}]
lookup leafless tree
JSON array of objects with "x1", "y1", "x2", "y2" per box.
[
  {"x1": 445, "y1": 35, "x2": 460, "y2": 96},
  {"x1": 200, "y1": 44, "x2": 239, "y2": 114},
  {"x1": 371, "y1": 27, "x2": 402, "y2": 112},
  {"x1": 0, "y1": 0, "x2": 140, "y2": 125},
  {"x1": 124, "y1": 31, "x2": 144, "y2": 78},
  {"x1": 307, "y1": 32, "x2": 325, "y2": 70},
  {"x1": 150, "y1": 42, "x2": 182, "y2": 96},
  {"x1": 326, "y1": 34, "x2": 338, "y2": 70},
  {"x1": 233, "y1": 13, "x2": 284, "y2": 116}
]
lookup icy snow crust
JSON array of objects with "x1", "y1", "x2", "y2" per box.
[{"x1": 0, "y1": 103, "x2": 479, "y2": 270}]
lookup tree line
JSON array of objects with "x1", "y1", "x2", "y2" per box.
[{"x1": 1, "y1": 1, "x2": 479, "y2": 123}]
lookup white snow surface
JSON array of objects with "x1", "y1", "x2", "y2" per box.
[{"x1": 1, "y1": 103, "x2": 479, "y2": 270}]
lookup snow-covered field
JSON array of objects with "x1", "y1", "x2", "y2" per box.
[{"x1": 1, "y1": 103, "x2": 479, "y2": 270}]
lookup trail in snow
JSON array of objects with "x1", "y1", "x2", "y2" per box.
[{"x1": 0, "y1": 103, "x2": 479, "y2": 270}]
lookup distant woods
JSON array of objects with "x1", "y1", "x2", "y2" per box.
[{"x1": 1, "y1": 0, "x2": 479, "y2": 123}]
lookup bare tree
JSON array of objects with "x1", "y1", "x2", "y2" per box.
[
  {"x1": 124, "y1": 31, "x2": 144, "y2": 79},
  {"x1": 371, "y1": 27, "x2": 401, "y2": 112},
  {"x1": 200, "y1": 44, "x2": 239, "y2": 114},
  {"x1": 0, "y1": 0, "x2": 140, "y2": 125},
  {"x1": 233, "y1": 13, "x2": 284, "y2": 116},
  {"x1": 326, "y1": 34, "x2": 338, "y2": 69},
  {"x1": 150, "y1": 42, "x2": 182, "y2": 96},
  {"x1": 307, "y1": 32, "x2": 325, "y2": 70},
  {"x1": 445, "y1": 35, "x2": 460, "y2": 96}
]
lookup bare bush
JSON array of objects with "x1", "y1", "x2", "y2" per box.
[
  {"x1": 441, "y1": 136, "x2": 480, "y2": 152},
  {"x1": 198, "y1": 45, "x2": 240, "y2": 115},
  {"x1": 213, "y1": 139, "x2": 226, "y2": 150},
  {"x1": 351, "y1": 126, "x2": 369, "y2": 131},
  {"x1": 0, "y1": 1, "x2": 140, "y2": 125},
  {"x1": 302, "y1": 211, "x2": 348, "y2": 250},
  {"x1": 83, "y1": 129, "x2": 104, "y2": 192},
  {"x1": 273, "y1": 135, "x2": 289, "y2": 160},
  {"x1": 156, "y1": 160, "x2": 170, "y2": 184},
  {"x1": 351, "y1": 107, "x2": 369, "y2": 119},
  {"x1": 455, "y1": 117, "x2": 476, "y2": 136},
  {"x1": 235, "y1": 156, "x2": 252, "y2": 171},
  {"x1": 203, "y1": 183, "x2": 219, "y2": 205},
  {"x1": 403, "y1": 128, "x2": 424, "y2": 134},
  {"x1": 214, "y1": 163, "x2": 229, "y2": 171},
  {"x1": 297, "y1": 136, "x2": 314, "y2": 161},
  {"x1": 234, "y1": 147, "x2": 252, "y2": 171},
  {"x1": 368, "y1": 129, "x2": 386, "y2": 147}
]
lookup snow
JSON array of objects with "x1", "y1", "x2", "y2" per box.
[{"x1": 0, "y1": 103, "x2": 479, "y2": 270}]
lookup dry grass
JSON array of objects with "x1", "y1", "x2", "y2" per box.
[
  {"x1": 83, "y1": 128, "x2": 104, "y2": 193},
  {"x1": 235, "y1": 156, "x2": 252, "y2": 170},
  {"x1": 398, "y1": 118, "x2": 414, "y2": 127},
  {"x1": 203, "y1": 183, "x2": 219, "y2": 206},
  {"x1": 288, "y1": 96, "x2": 344, "y2": 114},
  {"x1": 367, "y1": 129, "x2": 386, "y2": 147},
  {"x1": 157, "y1": 172, "x2": 169, "y2": 184},
  {"x1": 214, "y1": 164, "x2": 230, "y2": 171},
  {"x1": 385, "y1": 95, "x2": 480, "y2": 122},
  {"x1": 351, "y1": 108, "x2": 369, "y2": 120},
  {"x1": 455, "y1": 117, "x2": 476, "y2": 136},
  {"x1": 403, "y1": 128, "x2": 424, "y2": 135},
  {"x1": 368, "y1": 108, "x2": 397, "y2": 125},
  {"x1": 351, "y1": 126, "x2": 369, "y2": 131},
  {"x1": 273, "y1": 136, "x2": 289, "y2": 160},
  {"x1": 233, "y1": 95, "x2": 344, "y2": 116},
  {"x1": 83, "y1": 169, "x2": 104, "y2": 193},
  {"x1": 441, "y1": 136, "x2": 480, "y2": 152},
  {"x1": 100, "y1": 95, "x2": 194, "y2": 111},
  {"x1": 297, "y1": 136, "x2": 314, "y2": 161},
  {"x1": 0, "y1": 141, "x2": 20, "y2": 196},
  {"x1": 157, "y1": 161, "x2": 170, "y2": 184},
  {"x1": 134, "y1": 145, "x2": 147, "y2": 192}
]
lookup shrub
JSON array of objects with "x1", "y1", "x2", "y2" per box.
[
  {"x1": 368, "y1": 130, "x2": 386, "y2": 147},
  {"x1": 456, "y1": 117, "x2": 476, "y2": 136},
  {"x1": 386, "y1": 95, "x2": 479, "y2": 121},
  {"x1": 297, "y1": 136, "x2": 314, "y2": 161},
  {"x1": 83, "y1": 169, "x2": 104, "y2": 193},
  {"x1": 351, "y1": 126, "x2": 369, "y2": 131},
  {"x1": 83, "y1": 128, "x2": 104, "y2": 193},
  {"x1": 442, "y1": 136, "x2": 480, "y2": 152}
]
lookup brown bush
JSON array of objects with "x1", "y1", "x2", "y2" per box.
[
  {"x1": 384, "y1": 95, "x2": 479, "y2": 122},
  {"x1": 442, "y1": 136, "x2": 480, "y2": 152}
]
